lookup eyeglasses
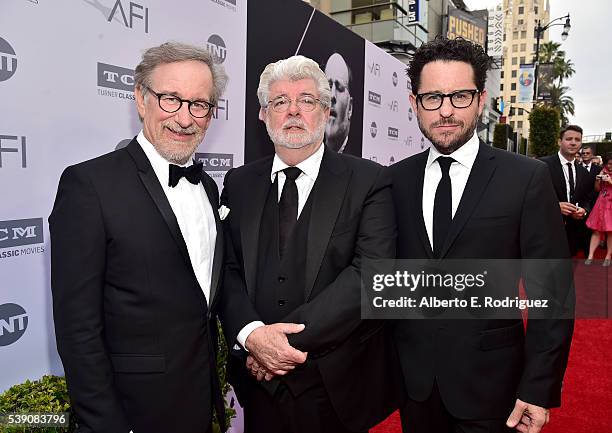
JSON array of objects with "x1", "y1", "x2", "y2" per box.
[
  {"x1": 267, "y1": 95, "x2": 322, "y2": 113},
  {"x1": 143, "y1": 85, "x2": 215, "y2": 118},
  {"x1": 416, "y1": 89, "x2": 480, "y2": 111}
]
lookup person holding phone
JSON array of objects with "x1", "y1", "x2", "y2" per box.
[{"x1": 585, "y1": 154, "x2": 612, "y2": 265}]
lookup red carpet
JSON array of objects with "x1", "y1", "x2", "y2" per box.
[{"x1": 373, "y1": 253, "x2": 612, "y2": 433}]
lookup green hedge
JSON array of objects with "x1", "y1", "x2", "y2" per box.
[{"x1": 528, "y1": 106, "x2": 560, "y2": 157}]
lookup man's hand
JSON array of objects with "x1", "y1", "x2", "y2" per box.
[
  {"x1": 244, "y1": 323, "x2": 307, "y2": 375},
  {"x1": 246, "y1": 355, "x2": 274, "y2": 381},
  {"x1": 570, "y1": 206, "x2": 587, "y2": 220},
  {"x1": 559, "y1": 202, "x2": 577, "y2": 216},
  {"x1": 506, "y1": 399, "x2": 550, "y2": 433}
]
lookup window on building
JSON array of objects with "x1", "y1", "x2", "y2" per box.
[
  {"x1": 501, "y1": 71, "x2": 505, "y2": 79},
  {"x1": 512, "y1": 57, "x2": 518, "y2": 65},
  {"x1": 500, "y1": 83, "x2": 504, "y2": 91},
  {"x1": 518, "y1": 121, "x2": 524, "y2": 129},
  {"x1": 518, "y1": 19, "x2": 524, "y2": 25},
  {"x1": 520, "y1": 43, "x2": 526, "y2": 51},
  {"x1": 518, "y1": 6, "x2": 524, "y2": 14},
  {"x1": 519, "y1": 108, "x2": 524, "y2": 115},
  {"x1": 510, "y1": 107, "x2": 516, "y2": 116},
  {"x1": 521, "y1": 30, "x2": 527, "y2": 39},
  {"x1": 535, "y1": 6, "x2": 539, "y2": 14},
  {"x1": 511, "y1": 83, "x2": 517, "y2": 90},
  {"x1": 511, "y1": 121, "x2": 516, "y2": 129},
  {"x1": 520, "y1": 56, "x2": 526, "y2": 64},
  {"x1": 511, "y1": 96, "x2": 516, "y2": 103},
  {"x1": 503, "y1": 33, "x2": 507, "y2": 41},
  {"x1": 512, "y1": 70, "x2": 517, "y2": 78},
  {"x1": 512, "y1": 44, "x2": 518, "y2": 52}
]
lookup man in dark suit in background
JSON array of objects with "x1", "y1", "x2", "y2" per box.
[
  {"x1": 219, "y1": 55, "x2": 401, "y2": 433},
  {"x1": 580, "y1": 145, "x2": 601, "y2": 177},
  {"x1": 49, "y1": 42, "x2": 227, "y2": 433},
  {"x1": 541, "y1": 125, "x2": 595, "y2": 256},
  {"x1": 390, "y1": 37, "x2": 573, "y2": 433}
]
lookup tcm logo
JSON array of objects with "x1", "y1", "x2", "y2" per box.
[
  {"x1": 0, "y1": 303, "x2": 28, "y2": 347},
  {"x1": 210, "y1": 0, "x2": 236, "y2": 12},
  {"x1": 368, "y1": 61, "x2": 381, "y2": 76},
  {"x1": 0, "y1": 218, "x2": 44, "y2": 249},
  {"x1": 195, "y1": 153, "x2": 233, "y2": 172},
  {"x1": 0, "y1": 37, "x2": 17, "y2": 82},
  {"x1": 368, "y1": 91, "x2": 381, "y2": 106},
  {"x1": 107, "y1": 0, "x2": 149, "y2": 33},
  {"x1": 207, "y1": 35, "x2": 227, "y2": 64},
  {"x1": 98, "y1": 63, "x2": 134, "y2": 92},
  {"x1": 388, "y1": 127, "x2": 399, "y2": 139},
  {"x1": 370, "y1": 122, "x2": 377, "y2": 138},
  {"x1": 388, "y1": 100, "x2": 399, "y2": 112},
  {"x1": 0, "y1": 135, "x2": 27, "y2": 168},
  {"x1": 392, "y1": 71, "x2": 398, "y2": 87}
]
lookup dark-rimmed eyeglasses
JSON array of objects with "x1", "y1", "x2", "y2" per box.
[
  {"x1": 143, "y1": 85, "x2": 215, "y2": 118},
  {"x1": 267, "y1": 95, "x2": 322, "y2": 113},
  {"x1": 416, "y1": 89, "x2": 480, "y2": 111}
]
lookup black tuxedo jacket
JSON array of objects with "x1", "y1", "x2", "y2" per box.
[
  {"x1": 218, "y1": 146, "x2": 403, "y2": 432},
  {"x1": 540, "y1": 155, "x2": 594, "y2": 210},
  {"x1": 49, "y1": 138, "x2": 224, "y2": 433},
  {"x1": 390, "y1": 143, "x2": 574, "y2": 420}
]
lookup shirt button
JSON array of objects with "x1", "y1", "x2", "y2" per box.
[
  {"x1": 278, "y1": 276, "x2": 286, "y2": 283},
  {"x1": 278, "y1": 300, "x2": 287, "y2": 306}
]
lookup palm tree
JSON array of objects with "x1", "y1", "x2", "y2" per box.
[
  {"x1": 538, "y1": 41, "x2": 561, "y2": 63},
  {"x1": 547, "y1": 84, "x2": 575, "y2": 125}
]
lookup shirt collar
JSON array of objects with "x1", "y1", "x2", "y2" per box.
[
  {"x1": 137, "y1": 131, "x2": 193, "y2": 186},
  {"x1": 558, "y1": 151, "x2": 574, "y2": 166},
  {"x1": 270, "y1": 141, "x2": 325, "y2": 183},
  {"x1": 426, "y1": 131, "x2": 480, "y2": 170}
]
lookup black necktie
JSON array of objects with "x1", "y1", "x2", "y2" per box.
[
  {"x1": 566, "y1": 162, "x2": 575, "y2": 202},
  {"x1": 168, "y1": 162, "x2": 203, "y2": 187},
  {"x1": 278, "y1": 166, "x2": 301, "y2": 258},
  {"x1": 433, "y1": 157, "x2": 454, "y2": 258}
]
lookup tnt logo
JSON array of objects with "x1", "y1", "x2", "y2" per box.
[
  {"x1": 0, "y1": 135, "x2": 27, "y2": 168},
  {"x1": 0, "y1": 218, "x2": 43, "y2": 249},
  {"x1": 207, "y1": 35, "x2": 227, "y2": 64},
  {"x1": 107, "y1": 0, "x2": 149, "y2": 33},
  {"x1": 0, "y1": 303, "x2": 28, "y2": 346},
  {"x1": 0, "y1": 37, "x2": 17, "y2": 82},
  {"x1": 195, "y1": 153, "x2": 233, "y2": 172},
  {"x1": 97, "y1": 63, "x2": 135, "y2": 92}
]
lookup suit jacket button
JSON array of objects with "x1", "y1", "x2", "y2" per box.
[
  {"x1": 278, "y1": 300, "x2": 287, "y2": 306},
  {"x1": 278, "y1": 276, "x2": 286, "y2": 283}
]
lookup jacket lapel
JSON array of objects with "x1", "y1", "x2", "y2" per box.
[
  {"x1": 413, "y1": 151, "x2": 434, "y2": 258},
  {"x1": 201, "y1": 173, "x2": 223, "y2": 308},
  {"x1": 127, "y1": 139, "x2": 192, "y2": 267},
  {"x1": 550, "y1": 156, "x2": 567, "y2": 201},
  {"x1": 304, "y1": 148, "x2": 350, "y2": 300},
  {"x1": 241, "y1": 158, "x2": 274, "y2": 298},
  {"x1": 440, "y1": 143, "x2": 497, "y2": 258}
]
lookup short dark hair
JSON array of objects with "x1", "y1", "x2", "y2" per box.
[
  {"x1": 581, "y1": 144, "x2": 595, "y2": 153},
  {"x1": 560, "y1": 124, "x2": 583, "y2": 139},
  {"x1": 407, "y1": 36, "x2": 491, "y2": 95},
  {"x1": 602, "y1": 153, "x2": 612, "y2": 166}
]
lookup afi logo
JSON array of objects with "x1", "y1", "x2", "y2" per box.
[
  {"x1": 0, "y1": 135, "x2": 27, "y2": 168},
  {"x1": 0, "y1": 37, "x2": 17, "y2": 82},
  {"x1": 388, "y1": 100, "x2": 399, "y2": 112},
  {"x1": 212, "y1": 98, "x2": 229, "y2": 120},
  {"x1": 0, "y1": 303, "x2": 28, "y2": 347},
  {"x1": 207, "y1": 35, "x2": 227, "y2": 64},
  {"x1": 0, "y1": 218, "x2": 44, "y2": 248},
  {"x1": 368, "y1": 61, "x2": 381, "y2": 76},
  {"x1": 98, "y1": 63, "x2": 135, "y2": 92},
  {"x1": 108, "y1": 0, "x2": 149, "y2": 33},
  {"x1": 195, "y1": 153, "x2": 234, "y2": 172}
]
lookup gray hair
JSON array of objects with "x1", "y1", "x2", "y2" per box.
[
  {"x1": 257, "y1": 55, "x2": 331, "y2": 109},
  {"x1": 134, "y1": 41, "x2": 228, "y2": 105}
]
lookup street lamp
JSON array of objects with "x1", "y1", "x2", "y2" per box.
[{"x1": 532, "y1": 13, "x2": 571, "y2": 100}]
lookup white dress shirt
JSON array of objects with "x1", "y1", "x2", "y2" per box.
[
  {"x1": 423, "y1": 132, "x2": 479, "y2": 250},
  {"x1": 137, "y1": 131, "x2": 217, "y2": 304},
  {"x1": 557, "y1": 151, "x2": 575, "y2": 203},
  {"x1": 236, "y1": 142, "x2": 325, "y2": 349}
]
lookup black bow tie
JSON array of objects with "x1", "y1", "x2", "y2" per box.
[{"x1": 168, "y1": 162, "x2": 203, "y2": 187}]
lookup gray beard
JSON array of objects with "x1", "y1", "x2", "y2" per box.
[{"x1": 266, "y1": 119, "x2": 326, "y2": 150}]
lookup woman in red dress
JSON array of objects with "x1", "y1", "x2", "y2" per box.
[{"x1": 586, "y1": 154, "x2": 612, "y2": 266}]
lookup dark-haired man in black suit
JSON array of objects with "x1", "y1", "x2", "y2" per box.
[
  {"x1": 540, "y1": 125, "x2": 595, "y2": 256},
  {"x1": 50, "y1": 42, "x2": 227, "y2": 433},
  {"x1": 390, "y1": 37, "x2": 573, "y2": 433}
]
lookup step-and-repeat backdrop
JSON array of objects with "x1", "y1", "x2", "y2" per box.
[{"x1": 1, "y1": 0, "x2": 427, "y2": 430}]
